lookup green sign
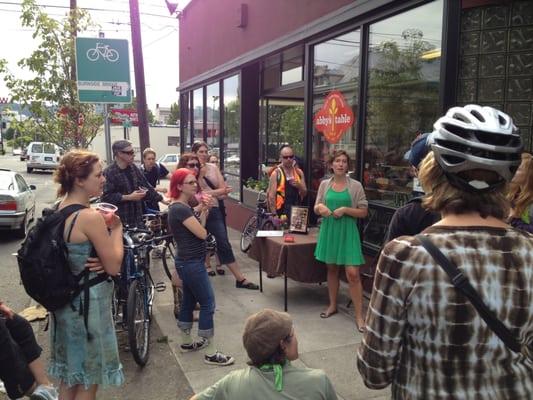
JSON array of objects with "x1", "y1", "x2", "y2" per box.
[{"x1": 75, "y1": 38, "x2": 132, "y2": 104}]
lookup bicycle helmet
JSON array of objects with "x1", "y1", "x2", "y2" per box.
[{"x1": 427, "y1": 104, "x2": 522, "y2": 192}]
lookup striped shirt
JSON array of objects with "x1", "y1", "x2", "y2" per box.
[{"x1": 357, "y1": 226, "x2": 533, "y2": 399}]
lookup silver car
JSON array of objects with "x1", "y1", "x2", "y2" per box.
[{"x1": 0, "y1": 169, "x2": 36, "y2": 238}]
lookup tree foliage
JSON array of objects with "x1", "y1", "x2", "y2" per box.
[
  {"x1": 0, "y1": 0, "x2": 103, "y2": 149},
  {"x1": 167, "y1": 102, "x2": 179, "y2": 125}
]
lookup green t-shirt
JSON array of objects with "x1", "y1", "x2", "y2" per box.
[{"x1": 195, "y1": 364, "x2": 338, "y2": 400}]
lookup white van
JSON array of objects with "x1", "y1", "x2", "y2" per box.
[{"x1": 26, "y1": 142, "x2": 63, "y2": 173}]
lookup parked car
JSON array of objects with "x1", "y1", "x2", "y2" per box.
[
  {"x1": 26, "y1": 141, "x2": 63, "y2": 173},
  {"x1": 157, "y1": 153, "x2": 179, "y2": 173},
  {"x1": 20, "y1": 147, "x2": 29, "y2": 161},
  {"x1": 12, "y1": 148, "x2": 22, "y2": 156},
  {"x1": 0, "y1": 169, "x2": 36, "y2": 238}
]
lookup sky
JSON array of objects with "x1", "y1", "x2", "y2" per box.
[{"x1": 0, "y1": 0, "x2": 192, "y2": 110}]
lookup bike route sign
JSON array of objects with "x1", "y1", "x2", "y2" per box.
[{"x1": 75, "y1": 38, "x2": 132, "y2": 104}]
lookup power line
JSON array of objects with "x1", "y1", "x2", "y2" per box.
[{"x1": 0, "y1": 1, "x2": 177, "y2": 19}]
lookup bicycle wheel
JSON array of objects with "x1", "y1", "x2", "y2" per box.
[
  {"x1": 127, "y1": 278, "x2": 150, "y2": 367},
  {"x1": 162, "y1": 238, "x2": 176, "y2": 281},
  {"x1": 240, "y1": 215, "x2": 258, "y2": 253},
  {"x1": 107, "y1": 49, "x2": 119, "y2": 62},
  {"x1": 86, "y1": 48, "x2": 99, "y2": 61}
]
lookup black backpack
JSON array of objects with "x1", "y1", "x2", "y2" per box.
[{"x1": 17, "y1": 204, "x2": 108, "y2": 338}]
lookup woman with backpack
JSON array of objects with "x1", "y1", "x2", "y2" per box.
[
  {"x1": 168, "y1": 167, "x2": 234, "y2": 366},
  {"x1": 50, "y1": 150, "x2": 124, "y2": 400},
  {"x1": 357, "y1": 105, "x2": 533, "y2": 399}
]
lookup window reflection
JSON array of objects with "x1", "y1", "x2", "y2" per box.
[
  {"x1": 206, "y1": 83, "x2": 220, "y2": 150},
  {"x1": 311, "y1": 29, "x2": 360, "y2": 189},
  {"x1": 363, "y1": 0, "x2": 443, "y2": 250},
  {"x1": 223, "y1": 75, "x2": 240, "y2": 200},
  {"x1": 193, "y1": 88, "x2": 204, "y2": 143}
]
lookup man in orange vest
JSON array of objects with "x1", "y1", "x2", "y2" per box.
[{"x1": 267, "y1": 145, "x2": 307, "y2": 221}]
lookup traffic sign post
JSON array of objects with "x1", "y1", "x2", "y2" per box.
[{"x1": 75, "y1": 38, "x2": 132, "y2": 104}]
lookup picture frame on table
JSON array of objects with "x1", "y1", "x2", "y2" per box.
[{"x1": 289, "y1": 206, "x2": 309, "y2": 234}]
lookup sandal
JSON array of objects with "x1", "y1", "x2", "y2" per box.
[
  {"x1": 216, "y1": 265, "x2": 225, "y2": 275},
  {"x1": 319, "y1": 309, "x2": 338, "y2": 319},
  {"x1": 355, "y1": 320, "x2": 366, "y2": 333},
  {"x1": 206, "y1": 267, "x2": 216, "y2": 277},
  {"x1": 236, "y1": 279, "x2": 259, "y2": 290}
]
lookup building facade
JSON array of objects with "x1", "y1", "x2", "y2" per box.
[{"x1": 178, "y1": 0, "x2": 533, "y2": 255}]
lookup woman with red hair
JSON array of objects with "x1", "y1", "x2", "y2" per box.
[{"x1": 167, "y1": 168, "x2": 234, "y2": 366}]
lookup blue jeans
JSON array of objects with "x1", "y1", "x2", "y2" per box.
[
  {"x1": 175, "y1": 257, "x2": 215, "y2": 338},
  {"x1": 206, "y1": 207, "x2": 236, "y2": 265}
]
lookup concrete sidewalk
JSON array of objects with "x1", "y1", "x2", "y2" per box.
[{"x1": 151, "y1": 228, "x2": 390, "y2": 400}]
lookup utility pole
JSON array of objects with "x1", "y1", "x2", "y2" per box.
[
  {"x1": 70, "y1": 0, "x2": 79, "y2": 147},
  {"x1": 129, "y1": 0, "x2": 150, "y2": 151}
]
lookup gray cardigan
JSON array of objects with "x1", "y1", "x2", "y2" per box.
[{"x1": 314, "y1": 176, "x2": 368, "y2": 211}]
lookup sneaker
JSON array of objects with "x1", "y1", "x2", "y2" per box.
[
  {"x1": 180, "y1": 337, "x2": 208, "y2": 353},
  {"x1": 30, "y1": 384, "x2": 58, "y2": 400},
  {"x1": 204, "y1": 351, "x2": 235, "y2": 366}
]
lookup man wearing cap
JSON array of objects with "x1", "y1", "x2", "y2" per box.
[
  {"x1": 102, "y1": 140, "x2": 167, "y2": 228},
  {"x1": 191, "y1": 309, "x2": 337, "y2": 400},
  {"x1": 384, "y1": 133, "x2": 440, "y2": 242}
]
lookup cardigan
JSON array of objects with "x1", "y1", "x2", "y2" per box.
[{"x1": 314, "y1": 176, "x2": 368, "y2": 210}]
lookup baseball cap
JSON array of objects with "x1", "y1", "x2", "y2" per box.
[
  {"x1": 407, "y1": 132, "x2": 430, "y2": 168},
  {"x1": 242, "y1": 309, "x2": 293, "y2": 365}
]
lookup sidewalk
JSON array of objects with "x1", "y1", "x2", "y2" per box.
[{"x1": 151, "y1": 228, "x2": 390, "y2": 400}]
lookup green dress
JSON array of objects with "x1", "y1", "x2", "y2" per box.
[{"x1": 314, "y1": 188, "x2": 364, "y2": 266}]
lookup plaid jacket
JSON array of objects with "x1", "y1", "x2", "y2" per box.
[
  {"x1": 102, "y1": 162, "x2": 163, "y2": 228},
  {"x1": 357, "y1": 226, "x2": 533, "y2": 399}
]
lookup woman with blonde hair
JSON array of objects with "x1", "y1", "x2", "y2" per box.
[
  {"x1": 358, "y1": 105, "x2": 533, "y2": 399},
  {"x1": 508, "y1": 152, "x2": 533, "y2": 232},
  {"x1": 50, "y1": 150, "x2": 124, "y2": 400}
]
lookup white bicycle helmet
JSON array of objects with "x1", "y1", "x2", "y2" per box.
[{"x1": 427, "y1": 104, "x2": 522, "y2": 191}]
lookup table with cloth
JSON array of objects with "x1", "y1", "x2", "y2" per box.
[{"x1": 247, "y1": 228, "x2": 327, "y2": 311}]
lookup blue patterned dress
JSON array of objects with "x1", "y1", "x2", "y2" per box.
[{"x1": 48, "y1": 241, "x2": 124, "y2": 388}]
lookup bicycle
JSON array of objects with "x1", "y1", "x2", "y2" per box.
[
  {"x1": 112, "y1": 226, "x2": 166, "y2": 367},
  {"x1": 240, "y1": 191, "x2": 279, "y2": 252},
  {"x1": 143, "y1": 209, "x2": 176, "y2": 282},
  {"x1": 86, "y1": 42, "x2": 119, "y2": 62}
]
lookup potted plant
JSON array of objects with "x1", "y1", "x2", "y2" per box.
[{"x1": 242, "y1": 176, "x2": 269, "y2": 208}]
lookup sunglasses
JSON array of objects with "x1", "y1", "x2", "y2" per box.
[
  {"x1": 282, "y1": 155, "x2": 295, "y2": 160},
  {"x1": 184, "y1": 180, "x2": 198, "y2": 185},
  {"x1": 187, "y1": 163, "x2": 200, "y2": 168},
  {"x1": 120, "y1": 150, "x2": 135, "y2": 155}
]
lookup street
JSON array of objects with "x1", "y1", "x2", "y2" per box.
[{"x1": 0, "y1": 155, "x2": 194, "y2": 400}]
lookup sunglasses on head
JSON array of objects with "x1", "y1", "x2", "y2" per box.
[
  {"x1": 187, "y1": 162, "x2": 200, "y2": 168},
  {"x1": 282, "y1": 155, "x2": 295, "y2": 160},
  {"x1": 120, "y1": 150, "x2": 135, "y2": 155}
]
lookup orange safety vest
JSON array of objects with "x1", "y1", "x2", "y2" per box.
[{"x1": 275, "y1": 166, "x2": 302, "y2": 212}]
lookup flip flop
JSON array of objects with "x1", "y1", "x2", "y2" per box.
[
  {"x1": 206, "y1": 267, "x2": 216, "y2": 277},
  {"x1": 319, "y1": 310, "x2": 338, "y2": 319},
  {"x1": 216, "y1": 266, "x2": 225, "y2": 275},
  {"x1": 356, "y1": 321, "x2": 366, "y2": 333}
]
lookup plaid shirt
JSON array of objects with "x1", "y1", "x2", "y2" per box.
[
  {"x1": 102, "y1": 162, "x2": 163, "y2": 228},
  {"x1": 357, "y1": 226, "x2": 533, "y2": 399}
]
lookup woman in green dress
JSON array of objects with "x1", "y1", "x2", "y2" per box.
[{"x1": 314, "y1": 150, "x2": 368, "y2": 332}]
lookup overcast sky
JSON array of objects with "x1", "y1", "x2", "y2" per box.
[{"x1": 0, "y1": 0, "x2": 191, "y2": 110}]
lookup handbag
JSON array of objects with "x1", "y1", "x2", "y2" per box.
[{"x1": 416, "y1": 234, "x2": 522, "y2": 354}]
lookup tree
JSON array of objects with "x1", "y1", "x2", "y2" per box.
[
  {"x1": 0, "y1": 0, "x2": 103, "y2": 149},
  {"x1": 280, "y1": 106, "x2": 304, "y2": 157},
  {"x1": 167, "y1": 102, "x2": 179, "y2": 125}
]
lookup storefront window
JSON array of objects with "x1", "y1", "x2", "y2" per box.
[
  {"x1": 223, "y1": 75, "x2": 240, "y2": 200},
  {"x1": 281, "y1": 46, "x2": 304, "y2": 86},
  {"x1": 363, "y1": 0, "x2": 443, "y2": 250},
  {"x1": 311, "y1": 29, "x2": 361, "y2": 193},
  {"x1": 180, "y1": 92, "x2": 190, "y2": 148},
  {"x1": 263, "y1": 99, "x2": 304, "y2": 164},
  {"x1": 193, "y1": 87, "x2": 204, "y2": 143},
  {"x1": 206, "y1": 83, "x2": 220, "y2": 150}
]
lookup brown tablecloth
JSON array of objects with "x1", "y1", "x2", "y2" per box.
[{"x1": 248, "y1": 229, "x2": 327, "y2": 283}]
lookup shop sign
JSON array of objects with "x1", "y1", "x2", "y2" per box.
[
  {"x1": 110, "y1": 108, "x2": 138, "y2": 125},
  {"x1": 313, "y1": 90, "x2": 354, "y2": 144}
]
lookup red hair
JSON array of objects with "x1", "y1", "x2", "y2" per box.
[{"x1": 169, "y1": 168, "x2": 195, "y2": 199}]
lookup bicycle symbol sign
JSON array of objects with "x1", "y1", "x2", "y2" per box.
[{"x1": 86, "y1": 42, "x2": 120, "y2": 63}]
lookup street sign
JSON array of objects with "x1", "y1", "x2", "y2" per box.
[{"x1": 75, "y1": 38, "x2": 132, "y2": 104}]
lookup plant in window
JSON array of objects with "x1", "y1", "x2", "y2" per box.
[{"x1": 244, "y1": 176, "x2": 269, "y2": 192}]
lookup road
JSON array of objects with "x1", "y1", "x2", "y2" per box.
[{"x1": 0, "y1": 154, "x2": 194, "y2": 400}]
